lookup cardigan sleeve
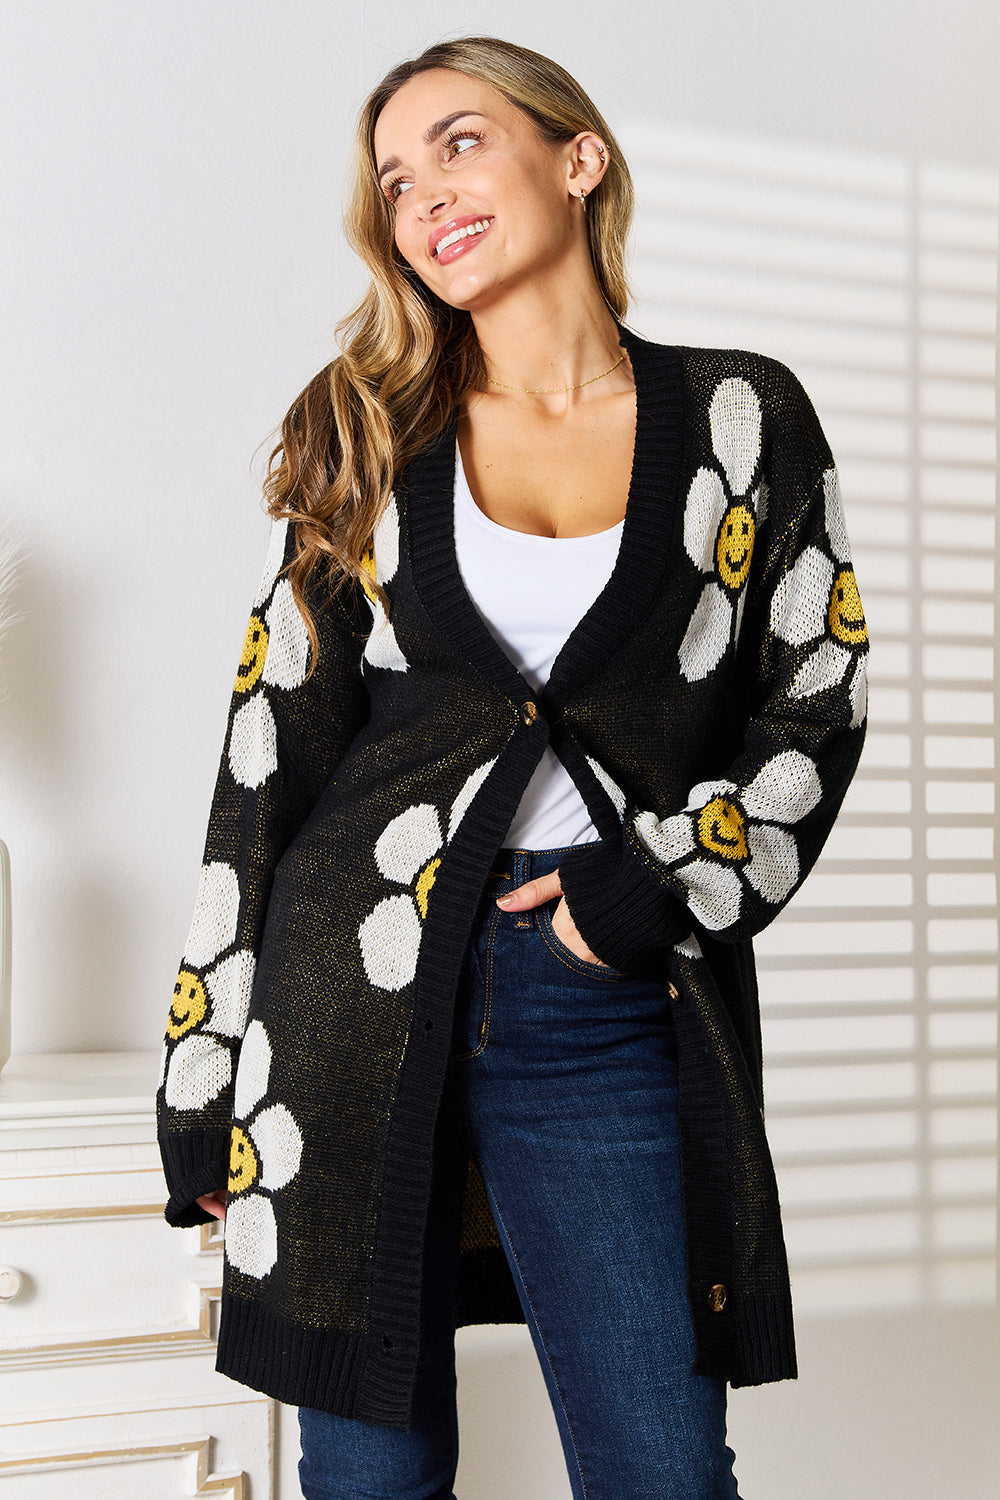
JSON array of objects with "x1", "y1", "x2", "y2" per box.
[
  {"x1": 559, "y1": 368, "x2": 869, "y2": 972},
  {"x1": 156, "y1": 519, "x2": 370, "y2": 1227}
]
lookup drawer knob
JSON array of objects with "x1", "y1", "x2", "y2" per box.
[{"x1": 0, "y1": 1265, "x2": 23, "y2": 1301}]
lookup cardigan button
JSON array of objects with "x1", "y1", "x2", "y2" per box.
[
  {"x1": 708, "y1": 1283, "x2": 728, "y2": 1313},
  {"x1": 520, "y1": 700, "x2": 539, "y2": 726}
]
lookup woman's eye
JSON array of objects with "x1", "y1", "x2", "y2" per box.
[
  {"x1": 447, "y1": 133, "x2": 482, "y2": 157},
  {"x1": 384, "y1": 132, "x2": 482, "y2": 205}
]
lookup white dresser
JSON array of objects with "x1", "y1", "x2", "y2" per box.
[{"x1": 0, "y1": 1051, "x2": 290, "y2": 1497}]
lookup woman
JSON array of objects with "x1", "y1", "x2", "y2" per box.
[{"x1": 156, "y1": 35, "x2": 868, "y2": 1500}]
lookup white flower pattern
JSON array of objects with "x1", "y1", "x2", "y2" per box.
[
  {"x1": 358, "y1": 759, "x2": 497, "y2": 991},
  {"x1": 162, "y1": 860, "x2": 255, "y2": 1109},
  {"x1": 360, "y1": 495, "x2": 409, "y2": 672},
  {"x1": 770, "y1": 467, "x2": 868, "y2": 728},
  {"x1": 227, "y1": 518, "x2": 311, "y2": 789},
  {"x1": 633, "y1": 750, "x2": 823, "y2": 932},
  {"x1": 678, "y1": 378, "x2": 769, "y2": 682},
  {"x1": 586, "y1": 755, "x2": 627, "y2": 822},
  {"x1": 224, "y1": 1019, "x2": 304, "y2": 1279}
]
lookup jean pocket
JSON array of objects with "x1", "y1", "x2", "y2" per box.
[
  {"x1": 450, "y1": 910, "x2": 494, "y2": 1060},
  {"x1": 536, "y1": 897, "x2": 630, "y2": 982}
]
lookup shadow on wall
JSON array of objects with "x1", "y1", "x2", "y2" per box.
[{"x1": 620, "y1": 116, "x2": 999, "y2": 1321}]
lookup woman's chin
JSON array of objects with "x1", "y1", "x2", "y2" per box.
[
  {"x1": 421, "y1": 272, "x2": 492, "y2": 314},
  {"x1": 414, "y1": 253, "x2": 520, "y2": 315}
]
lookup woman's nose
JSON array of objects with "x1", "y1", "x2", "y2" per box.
[{"x1": 410, "y1": 173, "x2": 457, "y2": 222}]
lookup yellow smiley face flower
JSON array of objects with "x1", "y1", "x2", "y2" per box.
[
  {"x1": 633, "y1": 749, "x2": 823, "y2": 931},
  {"x1": 160, "y1": 860, "x2": 256, "y2": 1109},
  {"x1": 696, "y1": 796, "x2": 749, "y2": 861},
  {"x1": 225, "y1": 519, "x2": 312, "y2": 791},
  {"x1": 223, "y1": 1019, "x2": 304, "y2": 1280},
  {"x1": 167, "y1": 969, "x2": 208, "y2": 1039},
  {"x1": 358, "y1": 759, "x2": 498, "y2": 992},
  {"x1": 716, "y1": 503, "x2": 756, "y2": 590},
  {"x1": 678, "y1": 377, "x2": 769, "y2": 682},
  {"x1": 769, "y1": 467, "x2": 868, "y2": 729},
  {"x1": 235, "y1": 614, "x2": 268, "y2": 693}
]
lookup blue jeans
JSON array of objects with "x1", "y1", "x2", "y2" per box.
[{"x1": 299, "y1": 844, "x2": 741, "y2": 1499}]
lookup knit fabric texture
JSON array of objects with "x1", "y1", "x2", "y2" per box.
[{"x1": 156, "y1": 325, "x2": 869, "y2": 1429}]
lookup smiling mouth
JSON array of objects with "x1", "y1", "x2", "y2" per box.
[
  {"x1": 712, "y1": 822, "x2": 740, "y2": 846},
  {"x1": 432, "y1": 218, "x2": 493, "y2": 259}
]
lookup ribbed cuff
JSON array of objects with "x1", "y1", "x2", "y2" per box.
[
  {"x1": 158, "y1": 1123, "x2": 231, "y2": 1227},
  {"x1": 557, "y1": 834, "x2": 691, "y2": 973},
  {"x1": 730, "y1": 1291, "x2": 798, "y2": 1386}
]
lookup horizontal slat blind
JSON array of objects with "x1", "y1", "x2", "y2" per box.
[{"x1": 621, "y1": 119, "x2": 998, "y2": 1312}]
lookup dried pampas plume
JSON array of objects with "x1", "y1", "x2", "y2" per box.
[
  {"x1": 0, "y1": 530, "x2": 22, "y2": 635},
  {"x1": 0, "y1": 529, "x2": 24, "y2": 700}
]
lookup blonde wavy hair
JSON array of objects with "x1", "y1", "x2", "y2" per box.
[{"x1": 263, "y1": 36, "x2": 635, "y2": 666}]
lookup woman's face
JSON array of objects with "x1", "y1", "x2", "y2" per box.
[{"x1": 372, "y1": 68, "x2": 582, "y2": 313}]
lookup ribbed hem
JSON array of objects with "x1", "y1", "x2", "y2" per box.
[
  {"x1": 158, "y1": 1123, "x2": 230, "y2": 1227},
  {"x1": 558, "y1": 835, "x2": 691, "y2": 972},
  {"x1": 216, "y1": 1293, "x2": 371, "y2": 1420},
  {"x1": 690, "y1": 1290, "x2": 797, "y2": 1387},
  {"x1": 730, "y1": 1291, "x2": 798, "y2": 1385}
]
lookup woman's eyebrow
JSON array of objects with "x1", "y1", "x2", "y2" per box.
[{"x1": 377, "y1": 111, "x2": 487, "y2": 182}]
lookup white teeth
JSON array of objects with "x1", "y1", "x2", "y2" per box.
[{"x1": 434, "y1": 219, "x2": 491, "y2": 256}]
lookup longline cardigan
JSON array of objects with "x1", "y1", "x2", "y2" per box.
[{"x1": 156, "y1": 324, "x2": 869, "y2": 1430}]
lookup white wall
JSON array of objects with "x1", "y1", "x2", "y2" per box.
[{"x1": 1, "y1": 5, "x2": 997, "y2": 1498}]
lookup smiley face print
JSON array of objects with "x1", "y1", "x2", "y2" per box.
[
  {"x1": 769, "y1": 468, "x2": 868, "y2": 729},
  {"x1": 678, "y1": 378, "x2": 769, "y2": 682},
  {"x1": 226, "y1": 519, "x2": 312, "y2": 791},
  {"x1": 223, "y1": 1019, "x2": 304, "y2": 1280},
  {"x1": 697, "y1": 796, "x2": 749, "y2": 860},
  {"x1": 358, "y1": 757, "x2": 498, "y2": 992},
  {"x1": 828, "y1": 568, "x2": 867, "y2": 646},
  {"x1": 228, "y1": 1123, "x2": 258, "y2": 1193},
  {"x1": 235, "y1": 614, "x2": 269, "y2": 694},
  {"x1": 167, "y1": 969, "x2": 208, "y2": 1039},
  {"x1": 716, "y1": 504, "x2": 755, "y2": 591},
  {"x1": 160, "y1": 861, "x2": 257, "y2": 1111},
  {"x1": 632, "y1": 749, "x2": 823, "y2": 933}
]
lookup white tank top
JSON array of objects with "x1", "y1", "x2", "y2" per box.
[{"x1": 453, "y1": 441, "x2": 625, "y2": 849}]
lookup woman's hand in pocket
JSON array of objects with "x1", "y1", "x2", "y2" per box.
[
  {"x1": 196, "y1": 1189, "x2": 228, "y2": 1222},
  {"x1": 496, "y1": 869, "x2": 611, "y2": 967}
]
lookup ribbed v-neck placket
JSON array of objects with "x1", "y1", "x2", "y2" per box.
[{"x1": 402, "y1": 323, "x2": 686, "y2": 713}]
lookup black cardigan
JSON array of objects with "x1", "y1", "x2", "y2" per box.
[{"x1": 156, "y1": 325, "x2": 868, "y2": 1429}]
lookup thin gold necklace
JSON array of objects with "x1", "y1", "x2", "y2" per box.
[{"x1": 486, "y1": 350, "x2": 627, "y2": 396}]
